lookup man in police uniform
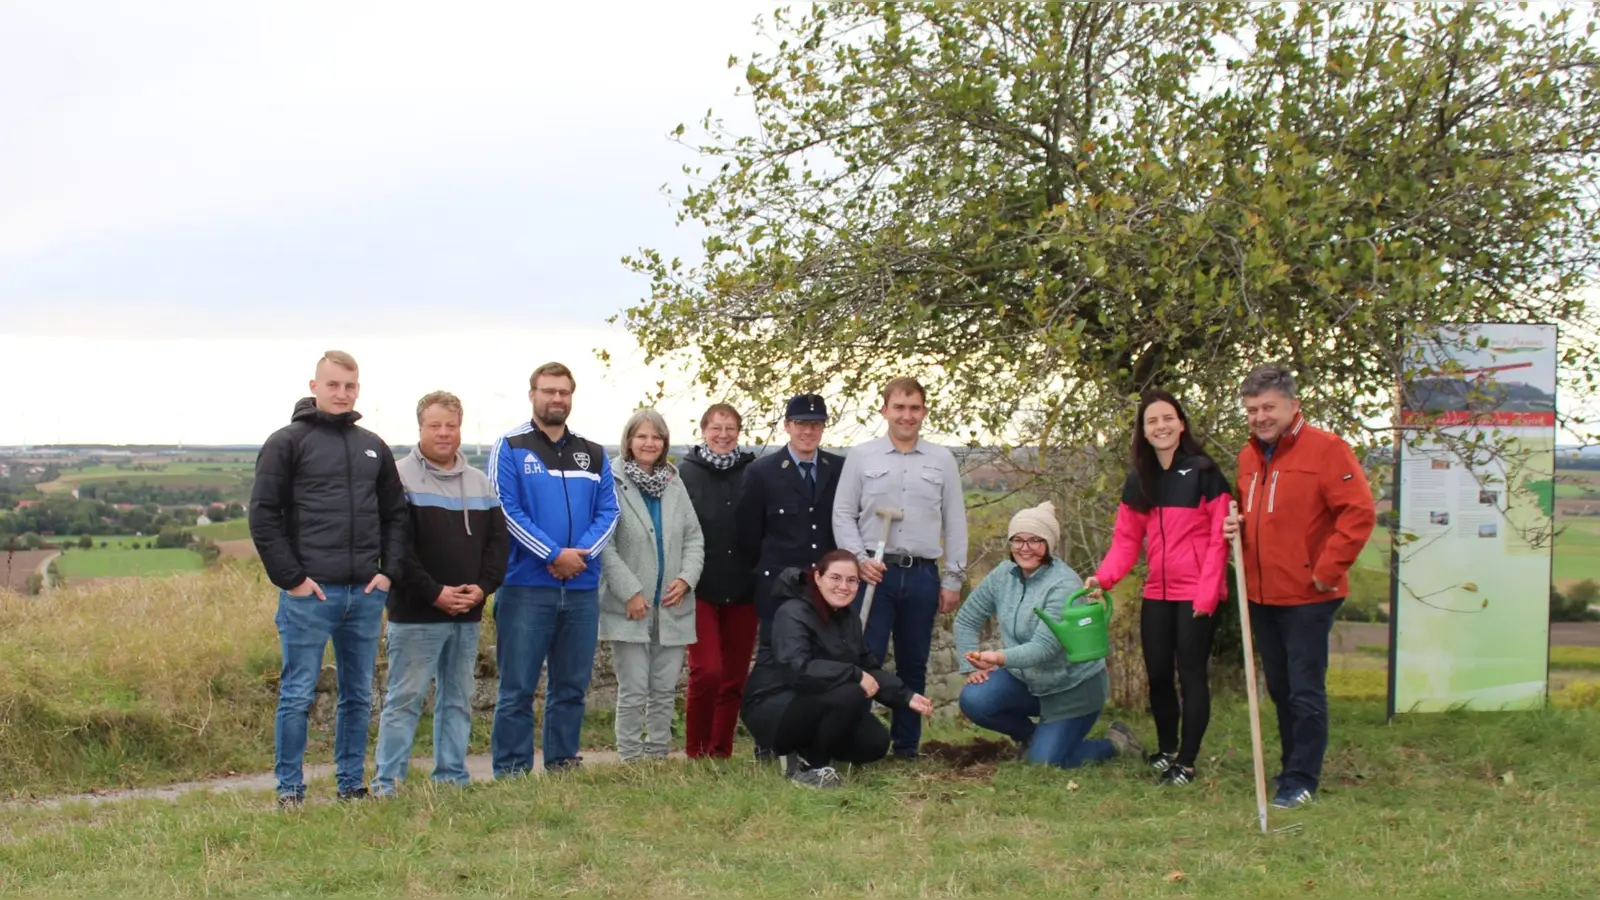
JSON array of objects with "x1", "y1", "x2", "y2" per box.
[{"x1": 735, "y1": 393, "x2": 843, "y2": 632}]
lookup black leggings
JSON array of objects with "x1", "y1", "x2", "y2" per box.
[
  {"x1": 770, "y1": 682, "x2": 891, "y2": 768},
  {"x1": 1141, "y1": 599, "x2": 1215, "y2": 768}
]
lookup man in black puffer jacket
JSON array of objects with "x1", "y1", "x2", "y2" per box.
[{"x1": 249, "y1": 350, "x2": 408, "y2": 808}]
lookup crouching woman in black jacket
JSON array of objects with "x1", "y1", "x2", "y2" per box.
[{"x1": 741, "y1": 549, "x2": 934, "y2": 788}]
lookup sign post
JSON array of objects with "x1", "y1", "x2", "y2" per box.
[{"x1": 1389, "y1": 324, "x2": 1557, "y2": 716}]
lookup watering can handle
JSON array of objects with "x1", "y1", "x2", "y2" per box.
[{"x1": 1068, "y1": 586, "x2": 1111, "y2": 617}]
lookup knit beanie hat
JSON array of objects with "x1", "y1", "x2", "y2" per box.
[{"x1": 1007, "y1": 501, "x2": 1061, "y2": 557}]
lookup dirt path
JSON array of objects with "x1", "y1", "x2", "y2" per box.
[
  {"x1": 33, "y1": 551, "x2": 59, "y2": 591},
  {"x1": 7, "y1": 749, "x2": 676, "y2": 811},
  {"x1": 2, "y1": 550, "x2": 54, "y2": 592}
]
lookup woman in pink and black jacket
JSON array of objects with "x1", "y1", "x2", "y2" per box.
[{"x1": 1084, "y1": 391, "x2": 1231, "y2": 786}]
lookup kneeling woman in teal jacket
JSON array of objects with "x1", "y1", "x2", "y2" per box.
[{"x1": 955, "y1": 501, "x2": 1141, "y2": 768}]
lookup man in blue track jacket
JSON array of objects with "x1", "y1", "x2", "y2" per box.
[{"x1": 488, "y1": 361, "x2": 619, "y2": 775}]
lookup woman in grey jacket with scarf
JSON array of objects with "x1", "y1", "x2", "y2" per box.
[
  {"x1": 599, "y1": 408, "x2": 705, "y2": 761},
  {"x1": 955, "y1": 501, "x2": 1141, "y2": 769}
]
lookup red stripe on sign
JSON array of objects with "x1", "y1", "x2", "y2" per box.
[{"x1": 1399, "y1": 410, "x2": 1556, "y2": 427}]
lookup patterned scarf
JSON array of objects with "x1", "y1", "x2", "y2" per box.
[
  {"x1": 623, "y1": 459, "x2": 674, "y2": 498},
  {"x1": 695, "y1": 444, "x2": 741, "y2": 471}
]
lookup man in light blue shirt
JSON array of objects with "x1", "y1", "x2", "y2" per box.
[{"x1": 832, "y1": 376, "x2": 968, "y2": 758}]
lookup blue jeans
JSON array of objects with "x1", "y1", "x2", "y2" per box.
[
  {"x1": 491, "y1": 585, "x2": 599, "y2": 776},
  {"x1": 1250, "y1": 598, "x2": 1343, "y2": 793},
  {"x1": 273, "y1": 584, "x2": 387, "y2": 797},
  {"x1": 958, "y1": 668, "x2": 1115, "y2": 769},
  {"x1": 373, "y1": 620, "x2": 481, "y2": 794},
  {"x1": 852, "y1": 561, "x2": 939, "y2": 756}
]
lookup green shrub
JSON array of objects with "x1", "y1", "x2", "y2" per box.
[
  {"x1": 1338, "y1": 566, "x2": 1391, "y2": 622},
  {"x1": 1551, "y1": 581, "x2": 1600, "y2": 622}
]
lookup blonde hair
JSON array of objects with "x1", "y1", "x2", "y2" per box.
[
  {"x1": 416, "y1": 391, "x2": 463, "y2": 424},
  {"x1": 317, "y1": 350, "x2": 359, "y2": 375},
  {"x1": 619, "y1": 408, "x2": 671, "y2": 463},
  {"x1": 529, "y1": 361, "x2": 576, "y2": 391}
]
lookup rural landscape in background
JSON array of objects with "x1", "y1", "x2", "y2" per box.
[{"x1": 7, "y1": 442, "x2": 1600, "y2": 608}]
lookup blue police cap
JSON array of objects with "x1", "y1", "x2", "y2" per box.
[{"x1": 784, "y1": 394, "x2": 828, "y2": 422}]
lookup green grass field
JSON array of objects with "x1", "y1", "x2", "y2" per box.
[
  {"x1": 1, "y1": 701, "x2": 1598, "y2": 897},
  {"x1": 3, "y1": 566, "x2": 1599, "y2": 896},
  {"x1": 190, "y1": 518, "x2": 252, "y2": 541},
  {"x1": 56, "y1": 546, "x2": 204, "y2": 580},
  {"x1": 37, "y1": 460, "x2": 255, "y2": 500},
  {"x1": 76, "y1": 534, "x2": 152, "y2": 548},
  {"x1": 1553, "y1": 517, "x2": 1600, "y2": 586}
]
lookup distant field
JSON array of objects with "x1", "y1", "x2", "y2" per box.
[
  {"x1": 81, "y1": 535, "x2": 148, "y2": 549},
  {"x1": 1357, "y1": 540, "x2": 1389, "y2": 572},
  {"x1": 1556, "y1": 469, "x2": 1600, "y2": 499},
  {"x1": 190, "y1": 518, "x2": 251, "y2": 540},
  {"x1": 36, "y1": 460, "x2": 255, "y2": 500},
  {"x1": 56, "y1": 547, "x2": 203, "y2": 580},
  {"x1": 1554, "y1": 517, "x2": 1600, "y2": 587},
  {"x1": 1555, "y1": 477, "x2": 1593, "y2": 496}
]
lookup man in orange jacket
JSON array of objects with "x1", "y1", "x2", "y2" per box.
[{"x1": 1222, "y1": 364, "x2": 1375, "y2": 810}]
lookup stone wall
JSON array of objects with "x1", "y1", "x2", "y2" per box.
[{"x1": 308, "y1": 616, "x2": 1001, "y2": 730}]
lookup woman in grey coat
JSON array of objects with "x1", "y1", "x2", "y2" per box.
[{"x1": 599, "y1": 408, "x2": 706, "y2": 760}]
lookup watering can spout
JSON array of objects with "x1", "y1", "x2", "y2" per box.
[{"x1": 1035, "y1": 587, "x2": 1113, "y2": 663}]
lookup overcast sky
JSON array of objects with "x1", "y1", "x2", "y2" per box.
[
  {"x1": 4, "y1": 2, "x2": 1594, "y2": 449},
  {"x1": 0, "y1": 1, "x2": 797, "y2": 446}
]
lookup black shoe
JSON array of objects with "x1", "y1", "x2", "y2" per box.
[
  {"x1": 277, "y1": 793, "x2": 304, "y2": 811},
  {"x1": 1146, "y1": 751, "x2": 1177, "y2": 773},
  {"x1": 1159, "y1": 764, "x2": 1197, "y2": 786},
  {"x1": 1271, "y1": 785, "x2": 1315, "y2": 809},
  {"x1": 337, "y1": 787, "x2": 369, "y2": 801},
  {"x1": 545, "y1": 756, "x2": 584, "y2": 774},
  {"x1": 789, "y1": 764, "x2": 843, "y2": 790},
  {"x1": 891, "y1": 750, "x2": 920, "y2": 762}
]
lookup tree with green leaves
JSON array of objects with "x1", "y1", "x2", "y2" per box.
[
  {"x1": 622, "y1": 1, "x2": 1600, "y2": 698},
  {"x1": 627, "y1": 0, "x2": 1596, "y2": 450}
]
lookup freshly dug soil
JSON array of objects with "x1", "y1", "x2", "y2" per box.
[{"x1": 920, "y1": 737, "x2": 1017, "y2": 768}]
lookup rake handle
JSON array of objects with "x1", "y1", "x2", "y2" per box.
[{"x1": 1230, "y1": 500, "x2": 1271, "y2": 835}]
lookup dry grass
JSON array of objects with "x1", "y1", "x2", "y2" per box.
[{"x1": 0, "y1": 563, "x2": 283, "y2": 797}]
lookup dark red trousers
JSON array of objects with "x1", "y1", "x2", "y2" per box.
[{"x1": 685, "y1": 598, "x2": 759, "y2": 758}]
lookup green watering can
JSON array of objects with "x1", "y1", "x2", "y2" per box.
[{"x1": 1035, "y1": 587, "x2": 1112, "y2": 663}]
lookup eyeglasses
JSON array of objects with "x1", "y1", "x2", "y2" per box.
[
  {"x1": 821, "y1": 573, "x2": 861, "y2": 588},
  {"x1": 1008, "y1": 536, "x2": 1047, "y2": 548}
]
